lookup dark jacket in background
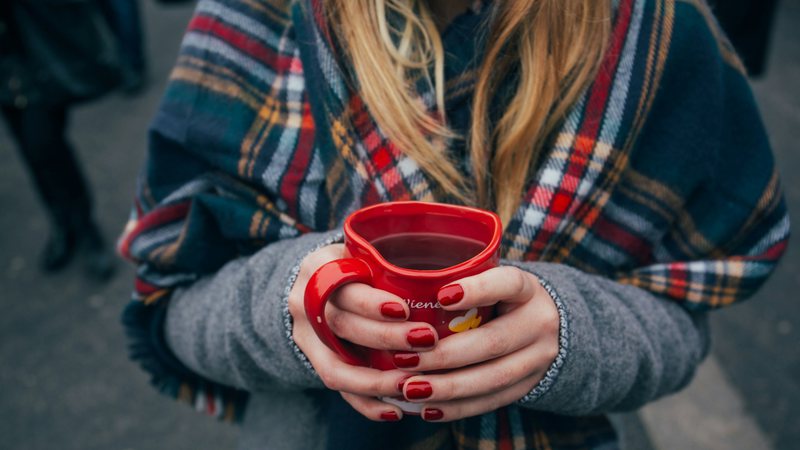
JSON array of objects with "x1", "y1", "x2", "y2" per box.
[
  {"x1": 709, "y1": 0, "x2": 779, "y2": 77},
  {"x1": 0, "y1": 0, "x2": 121, "y2": 107}
]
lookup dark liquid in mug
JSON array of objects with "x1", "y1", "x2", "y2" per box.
[{"x1": 370, "y1": 233, "x2": 487, "y2": 270}]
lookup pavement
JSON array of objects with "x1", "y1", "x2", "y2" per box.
[{"x1": 0, "y1": 1, "x2": 797, "y2": 450}]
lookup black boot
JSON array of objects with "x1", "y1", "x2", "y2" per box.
[{"x1": 39, "y1": 223, "x2": 77, "y2": 272}]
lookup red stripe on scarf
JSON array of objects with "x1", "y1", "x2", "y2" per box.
[
  {"x1": 189, "y1": 15, "x2": 296, "y2": 73},
  {"x1": 667, "y1": 264, "x2": 689, "y2": 298},
  {"x1": 119, "y1": 201, "x2": 191, "y2": 260},
  {"x1": 280, "y1": 103, "x2": 316, "y2": 217},
  {"x1": 497, "y1": 408, "x2": 513, "y2": 450},
  {"x1": 134, "y1": 278, "x2": 162, "y2": 296},
  {"x1": 756, "y1": 240, "x2": 789, "y2": 261},
  {"x1": 594, "y1": 215, "x2": 653, "y2": 263},
  {"x1": 207, "y1": 391, "x2": 217, "y2": 415},
  {"x1": 525, "y1": 0, "x2": 635, "y2": 259}
]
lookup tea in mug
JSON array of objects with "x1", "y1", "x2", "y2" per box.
[{"x1": 370, "y1": 232, "x2": 486, "y2": 270}]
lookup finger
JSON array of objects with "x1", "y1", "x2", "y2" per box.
[
  {"x1": 292, "y1": 244, "x2": 345, "y2": 317},
  {"x1": 401, "y1": 343, "x2": 554, "y2": 404},
  {"x1": 418, "y1": 374, "x2": 540, "y2": 422},
  {"x1": 292, "y1": 313, "x2": 411, "y2": 397},
  {"x1": 410, "y1": 289, "x2": 559, "y2": 371},
  {"x1": 326, "y1": 304, "x2": 438, "y2": 351},
  {"x1": 339, "y1": 392, "x2": 404, "y2": 422},
  {"x1": 332, "y1": 283, "x2": 409, "y2": 321},
  {"x1": 436, "y1": 266, "x2": 539, "y2": 310},
  {"x1": 297, "y1": 244, "x2": 346, "y2": 284},
  {"x1": 397, "y1": 307, "x2": 547, "y2": 371}
]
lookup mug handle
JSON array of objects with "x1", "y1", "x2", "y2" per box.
[{"x1": 304, "y1": 258, "x2": 373, "y2": 366}]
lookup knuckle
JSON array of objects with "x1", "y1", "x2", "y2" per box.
[
  {"x1": 535, "y1": 302, "x2": 561, "y2": 339},
  {"x1": 336, "y1": 285, "x2": 361, "y2": 308},
  {"x1": 299, "y1": 255, "x2": 321, "y2": 279},
  {"x1": 543, "y1": 308, "x2": 561, "y2": 335},
  {"x1": 443, "y1": 380, "x2": 461, "y2": 401},
  {"x1": 473, "y1": 275, "x2": 491, "y2": 298},
  {"x1": 542, "y1": 339, "x2": 560, "y2": 365},
  {"x1": 429, "y1": 347, "x2": 450, "y2": 370},
  {"x1": 297, "y1": 257, "x2": 310, "y2": 277},
  {"x1": 288, "y1": 294, "x2": 303, "y2": 318},
  {"x1": 323, "y1": 243, "x2": 343, "y2": 257},
  {"x1": 484, "y1": 331, "x2": 509, "y2": 359},
  {"x1": 319, "y1": 246, "x2": 342, "y2": 265},
  {"x1": 367, "y1": 375, "x2": 383, "y2": 394},
  {"x1": 301, "y1": 244, "x2": 343, "y2": 279},
  {"x1": 488, "y1": 391, "x2": 510, "y2": 412},
  {"x1": 290, "y1": 323, "x2": 304, "y2": 344},
  {"x1": 509, "y1": 268, "x2": 528, "y2": 294},
  {"x1": 304, "y1": 250, "x2": 328, "y2": 272},
  {"x1": 327, "y1": 309, "x2": 346, "y2": 335},
  {"x1": 297, "y1": 263, "x2": 311, "y2": 282},
  {"x1": 378, "y1": 326, "x2": 394, "y2": 349},
  {"x1": 440, "y1": 406, "x2": 460, "y2": 422},
  {"x1": 489, "y1": 367, "x2": 515, "y2": 391},
  {"x1": 320, "y1": 370, "x2": 341, "y2": 391}
]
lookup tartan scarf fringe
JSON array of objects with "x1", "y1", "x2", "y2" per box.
[{"x1": 122, "y1": 298, "x2": 249, "y2": 422}]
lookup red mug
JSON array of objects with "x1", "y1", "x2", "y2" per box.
[{"x1": 304, "y1": 201, "x2": 502, "y2": 412}]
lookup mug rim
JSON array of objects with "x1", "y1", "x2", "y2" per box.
[{"x1": 343, "y1": 201, "x2": 502, "y2": 279}]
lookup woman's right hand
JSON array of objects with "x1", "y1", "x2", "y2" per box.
[{"x1": 287, "y1": 244, "x2": 439, "y2": 422}]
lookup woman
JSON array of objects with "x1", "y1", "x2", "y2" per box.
[{"x1": 119, "y1": 0, "x2": 789, "y2": 448}]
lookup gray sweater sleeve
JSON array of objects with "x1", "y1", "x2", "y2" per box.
[
  {"x1": 509, "y1": 261, "x2": 710, "y2": 415},
  {"x1": 163, "y1": 230, "x2": 342, "y2": 393},
  {"x1": 164, "y1": 236, "x2": 709, "y2": 414}
]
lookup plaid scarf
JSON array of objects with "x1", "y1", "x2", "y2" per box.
[{"x1": 119, "y1": 0, "x2": 789, "y2": 448}]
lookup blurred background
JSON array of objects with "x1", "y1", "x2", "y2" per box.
[{"x1": 0, "y1": 1, "x2": 797, "y2": 449}]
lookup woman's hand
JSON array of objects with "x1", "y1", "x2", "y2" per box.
[
  {"x1": 395, "y1": 266, "x2": 560, "y2": 422},
  {"x1": 287, "y1": 244, "x2": 440, "y2": 422}
]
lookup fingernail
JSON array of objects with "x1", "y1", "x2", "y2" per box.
[
  {"x1": 393, "y1": 352, "x2": 420, "y2": 369},
  {"x1": 380, "y1": 411, "x2": 401, "y2": 422},
  {"x1": 396, "y1": 375, "x2": 413, "y2": 393},
  {"x1": 422, "y1": 408, "x2": 444, "y2": 421},
  {"x1": 407, "y1": 328, "x2": 435, "y2": 347},
  {"x1": 380, "y1": 302, "x2": 407, "y2": 319},
  {"x1": 405, "y1": 381, "x2": 432, "y2": 400},
  {"x1": 437, "y1": 284, "x2": 464, "y2": 306}
]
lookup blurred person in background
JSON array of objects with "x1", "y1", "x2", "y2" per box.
[
  {"x1": 118, "y1": 0, "x2": 789, "y2": 449},
  {"x1": 709, "y1": 0, "x2": 779, "y2": 77},
  {"x1": 0, "y1": 0, "x2": 118, "y2": 280},
  {"x1": 99, "y1": 0, "x2": 148, "y2": 93}
]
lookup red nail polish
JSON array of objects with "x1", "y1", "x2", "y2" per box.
[
  {"x1": 423, "y1": 408, "x2": 444, "y2": 421},
  {"x1": 396, "y1": 375, "x2": 413, "y2": 393},
  {"x1": 380, "y1": 302, "x2": 406, "y2": 319},
  {"x1": 380, "y1": 411, "x2": 401, "y2": 422},
  {"x1": 438, "y1": 284, "x2": 464, "y2": 306},
  {"x1": 405, "y1": 381, "x2": 432, "y2": 400},
  {"x1": 393, "y1": 352, "x2": 420, "y2": 369},
  {"x1": 407, "y1": 328, "x2": 435, "y2": 347}
]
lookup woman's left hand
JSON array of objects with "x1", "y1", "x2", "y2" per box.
[{"x1": 397, "y1": 266, "x2": 560, "y2": 422}]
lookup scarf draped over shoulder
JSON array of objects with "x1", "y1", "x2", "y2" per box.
[{"x1": 118, "y1": 0, "x2": 789, "y2": 447}]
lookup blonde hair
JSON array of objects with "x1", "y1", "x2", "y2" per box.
[{"x1": 325, "y1": 0, "x2": 612, "y2": 225}]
